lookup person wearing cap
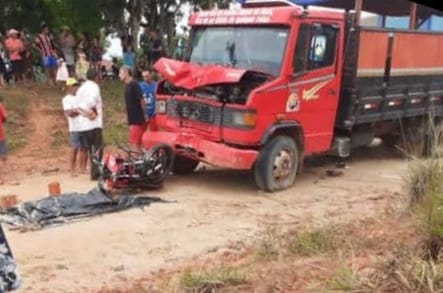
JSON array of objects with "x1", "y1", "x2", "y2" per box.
[
  {"x1": 34, "y1": 23, "x2": 58, "y2": 86},
  {"x1": 62, "y1": 78, "x2": 86, "y2": 176},
  {"x1": 4, "y1": 29, "x2": 26, "y2": 86}
]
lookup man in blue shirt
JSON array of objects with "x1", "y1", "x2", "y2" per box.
[{"x1": 139, "y1": 70, "x2": 156, "y2": 124}]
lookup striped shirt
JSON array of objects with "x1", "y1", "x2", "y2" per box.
[{"x1": 35, "y1": 33, "x2": 55, "y2": 57}]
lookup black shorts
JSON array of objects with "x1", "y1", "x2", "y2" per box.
[
  {"x1": 10, "y1": 60, "x2": 23, "y2": 76},
  {"x1": 80, "y1": 128, "x2": 103, "y2": 180},
  {"x1": 80, "y1": 128, "x2": 103, "y2": 152}
]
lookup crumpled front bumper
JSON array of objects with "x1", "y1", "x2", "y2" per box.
[{"x1": 142, "y1": 131, "x2": 258, "y2": 170}]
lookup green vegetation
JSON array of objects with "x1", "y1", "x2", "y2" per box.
[
  {"x1": 407, "y1": 122, "x2": 443, "y2": 259},
  {"x1": 327, "y1": 267, "x2": 360, "y2": 292},
  {"x1": 287, "y1": 227, "x2": 339, "y2": 257},
  {"x1": 181, "y1": 267, "x2": 248, "y2": 293},
  {"x1": 257, "y1": 226, "x2": 339, "y2": 261},
  {"x1": 1, "y1": 92, "x2": 28, "y2": 152}
]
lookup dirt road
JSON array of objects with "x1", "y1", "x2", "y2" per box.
[{"x1": 1, "y1": 145, "x2": 407, "y2": 292}]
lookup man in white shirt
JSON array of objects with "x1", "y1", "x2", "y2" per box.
[
  {"x1": 75, "y1": 68, "x2": 103, "y2": 180},
  {"x1": 62, "y1": 78, "x2": 86, "y2": 176}
]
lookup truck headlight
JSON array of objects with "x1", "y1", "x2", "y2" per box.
[
  {"x1": 156, "y1": 100, "x2": 166, "y2": 114},
  {"x1": 231, "y1": 111, "x2": 257, "y2": 129}
]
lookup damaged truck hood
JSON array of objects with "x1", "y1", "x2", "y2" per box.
[{"x1": 154, "y1": 58, "x2": 256, "y2": 89}]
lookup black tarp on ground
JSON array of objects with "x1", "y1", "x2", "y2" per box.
[{"x1": 0, "y1": 188, "x2": 166, "y2": 231}]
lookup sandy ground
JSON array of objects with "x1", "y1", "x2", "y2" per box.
[{"x1": 0, "y1": 145, "x2": 408, "y2": 293}]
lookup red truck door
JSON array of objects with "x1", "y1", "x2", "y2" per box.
[{"x1": 289, "y1": 20, "x2": 342, "y2": 154}]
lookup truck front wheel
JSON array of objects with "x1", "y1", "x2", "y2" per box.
[
  {"x1": 171, "y1": 155, "x2": 199, "y2": 175},
  {"x1": 254, "y1": 136, "x2": 299, "y2": 192}
]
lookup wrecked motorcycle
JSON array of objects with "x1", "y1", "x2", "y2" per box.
[{"x1": 93, "y1": 143, "x2": 174, "y2": 195}]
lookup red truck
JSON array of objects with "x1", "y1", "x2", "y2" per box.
[{"x1": 143, "y1": 0, "x2": 443, "y2": 192}]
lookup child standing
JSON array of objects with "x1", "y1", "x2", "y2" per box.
[
  {"x1": 0, "y1": 100, "x2": 8, "y2": 184},
  {"x1": 62, "y1": 78, "x2": 86, "y2": 176},
  {"x1": 75, "y1": 51, "x2": 89, "y2": 82},
  {"x1": 56, "y1": 58, "x2": 69, "y2": 91}
]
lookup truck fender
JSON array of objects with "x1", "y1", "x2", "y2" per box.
[{"x1": 260, "y1": 121, "x2": 304, "y2": 151}]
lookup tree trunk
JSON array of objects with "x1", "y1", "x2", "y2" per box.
[{"x1": 128, "y1": 0, "x2": 144, "y2": 49}]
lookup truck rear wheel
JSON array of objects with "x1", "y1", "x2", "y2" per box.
[
  {"x1": 171, "y1": 155, "x2": 199, "y2": 175},
  {"x1": 254, "y1": 136, "x2": 299, "y2": 192}
]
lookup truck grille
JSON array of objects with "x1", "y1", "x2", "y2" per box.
[{"x1": 167, "y1": 100, "x2": 222, "y2": 125}]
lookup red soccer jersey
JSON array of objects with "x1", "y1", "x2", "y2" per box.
[{"x1": 0, "y1": 104, "x2": 7, "y2": 141}]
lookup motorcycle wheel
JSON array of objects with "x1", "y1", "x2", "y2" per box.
[{"x1": 144, "y1": 143, "x2": 174, "y2": 185}]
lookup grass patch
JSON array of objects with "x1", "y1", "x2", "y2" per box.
[
  {"x1": 323, "y1": 254, "x2": 443, "y2": 293},
  {"x1": 256, "y1": 226, "x2": 339, "y2": 260},
  {"x1": 287, "y1": 227, "x2": 338, "y2": 257},
  {"x1": 256, "y1": 229, "x2": 282, "y2": 260},
  {"x1": 408, "y1": 158, "x2": 443, "y2": 205},
  {"x1": 181, "y1": 267, "x2": 248, "y2": 293},
  {"x1": 327, "y1": 267, "x2": 361, "y2": 291},
  {"x1": 0, "y1": 92, "x2": 28, "y2": 152},
  {"x1": 407, "y1": 120, "x2": 443, "y2": 259}
]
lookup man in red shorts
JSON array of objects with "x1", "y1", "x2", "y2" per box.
[{"x1": 119, "y1": 66, "x2": 146, "y2": 151}]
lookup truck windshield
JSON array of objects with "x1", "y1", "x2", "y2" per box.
[{"x1": 187, "y1": 26, "x2": 289, "y2": 76}]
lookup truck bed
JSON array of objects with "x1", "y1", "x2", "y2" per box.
[{"x1": 336, "y1": 25, "x2": 443, "y2": 130}]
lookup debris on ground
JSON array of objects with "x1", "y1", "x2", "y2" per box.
[
  {"x1": 0, "y1": 225, "x2": 20, "y2": 291},
  {"x1": 0, "y1": 188, "x2": 167, "y2": 231},
  {"x1": 325, "y1": 170, "x2": 344, "y2": 177}
]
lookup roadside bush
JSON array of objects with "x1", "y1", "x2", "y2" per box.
[{"x1": 407, "y1": 119, "x2": 443, "y2": 259}]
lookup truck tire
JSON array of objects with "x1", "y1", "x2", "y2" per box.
[
  {"x1": 171, "y1": 155, "x2": 199, "y2": 175},
  {"x1": 254, "y1": 136, "x2": 299, "y2": 192}
]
